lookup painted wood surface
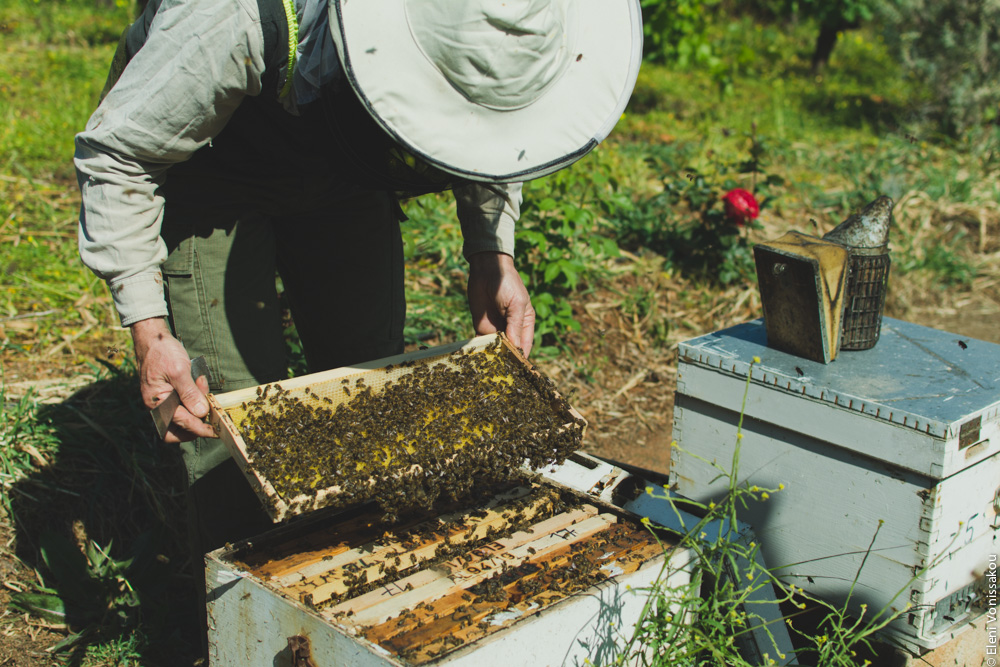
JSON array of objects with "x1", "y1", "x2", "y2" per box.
[
  {"x1": 206, "y1": 558, "x2": 403, "y2": 667},
  {"x1": 676, "y1": 318, "x2": 1000, "y2": 477},
  {"x1": 671, "y1": 388, "x2": 999, "y2": 650}
]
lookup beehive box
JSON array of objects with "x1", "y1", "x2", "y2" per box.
[
  {"x1": 207, "y1": 334, "x2": 585, "y2": 522},
  {"x1": 204, "y1": 460, "x2": 693, "y2": 666},
  {"x1": 670, "y1": 317, "x2": 1000, "y2": 652}
]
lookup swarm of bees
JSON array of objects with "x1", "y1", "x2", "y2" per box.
[{"x1": 238, "y1": 337, "x2": 585, "y2": 521}]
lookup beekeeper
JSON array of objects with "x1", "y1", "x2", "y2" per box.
[{"x1": 76, "y1": 0, "x2": 642, "y2": 545}]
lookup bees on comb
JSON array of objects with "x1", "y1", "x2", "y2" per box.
[{"x1": 239, "y1": 337, "x2": 585, "y2": 521}]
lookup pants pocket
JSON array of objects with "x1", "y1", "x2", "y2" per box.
[{"x1": 161, "y1": 225, "x2": 195, "y2": 277}]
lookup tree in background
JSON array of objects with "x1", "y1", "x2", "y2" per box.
[
  {"x1": 640, "y1": 0, "x2": 722, "y2": 67},
  {"x1": 732, "y1": 0, "x2": 878, "y2": 70},
  {"x1": 875, "y1": 0, "x2": 1000, "y2": 137},
  {"x1": 802, "y1": 0, "x2": 877, "y2": 71},
  {"x1": 641, "y1": 0, "x2": 997, "y2": 138}
]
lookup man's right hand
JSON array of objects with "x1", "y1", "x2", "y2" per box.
[{"x1": 130, "y1": 318, "x2": 216, "y2": 443}]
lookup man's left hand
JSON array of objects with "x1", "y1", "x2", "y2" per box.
[{"x1": 467, "y1": 252, "x2": 535, "y2": 358}]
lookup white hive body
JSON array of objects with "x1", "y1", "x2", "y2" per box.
[
  {"x1": 204, "y1": 454, "x2": 695, "y2": 666},
  {"x1": 671, "y1": 318, "x2": 1000, "y2": 652}
]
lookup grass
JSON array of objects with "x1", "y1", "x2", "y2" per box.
[
  {"x1": 1, "y1": 1, "x2": 998, "y2": 664},
  {"x1": 1, "y1": 4, "x2": 126, "y2": 369},
  {"x1": 0, "y1": 385, "x2": 61, "y2": 517}
]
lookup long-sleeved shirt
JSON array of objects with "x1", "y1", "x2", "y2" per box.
[{"x1": 75, "y1": 0, "x2": 520, "y2": 327}]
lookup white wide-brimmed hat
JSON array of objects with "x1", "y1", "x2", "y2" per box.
[{"x1": 327, "y1": 0, "x2": 643, "y2": 183}]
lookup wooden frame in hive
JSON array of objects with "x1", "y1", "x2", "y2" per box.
[
  {"x1": 207, "y1": 472, "x2": 691, "y2": 666},
  {"x1": 208, "y1": 334, "x2": 587, "y2": 522}
]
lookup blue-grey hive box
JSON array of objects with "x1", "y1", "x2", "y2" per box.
[{"x1": 670, "y1": 317, "x2": 1000, "y2": 652}]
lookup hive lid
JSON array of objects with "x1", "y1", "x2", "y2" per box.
[{"x1": 677, "y1": 318, "x2": 1000, "y2": 477}]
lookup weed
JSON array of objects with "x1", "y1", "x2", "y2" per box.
[
  {"x1": 9, "y1": 533, "x2": 146, "y2": 654},
  {"x1": 399, "y1": 193, "x2": 473, "y2": 347},
  {"x1": 0, "y1": 386, "x2": 60, "y2": 516},
  {"x1": 513, "y1": 147, "x2": 640, "y2": 354},
  {"x1": 0, "y1": 26, "x2": 120, "y2": 361},
  {"x1": 616, "y1": 128, "x2": 782, "y2": 286},
  {"x1": 619, "y1": 285, "x2": 671, "y2": 348},
  {"x1": 1, "y1": 361, "x2": 196, "y2": 664},
  {"x1": 894, "y1": 235, "x2": 977, "y2": 287}
]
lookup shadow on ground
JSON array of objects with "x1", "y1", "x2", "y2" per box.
[{"x1": 8, "y1": 362, "x2": 201, "y2": 666}]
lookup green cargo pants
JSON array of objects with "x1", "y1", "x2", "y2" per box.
[{"x1": 159, "y1": 188, "x2": 406, "y2": 553}]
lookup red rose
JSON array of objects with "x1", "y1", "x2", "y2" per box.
[{"x1": 722, "y1": 188, "x2": 760, "y2": 225}]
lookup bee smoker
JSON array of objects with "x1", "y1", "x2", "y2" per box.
[{"x1": 822, "y1": 196, "x2": 893, "y2": 351}]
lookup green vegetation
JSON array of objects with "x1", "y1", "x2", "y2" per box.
[
  {"x1": 877, "y1": 0, "x2": 1000, "y2": 135},
  {"x1": 9, "y1": 532, "x2": 147, "y2": 653},
  {"x1": 1, "y1": 0, "x2": 998, "y2": 664}
]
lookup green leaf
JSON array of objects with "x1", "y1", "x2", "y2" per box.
[
  {"x1": 85, "y1": 539, "x2": 108, "y2": 572},
  {"x1": 38, "y1": 532, "x2": 102, "y2": 606},
  {"x1": 9, "y1": 592, "x2": 68, "y2": 626},
  {"x1": 602, "y1": 238, "x2": 621, "y2": 258},
  {"x1": 561, "y1": 262, "x2": 579, "y2": 289},
  {"x1": 537, "y1": 197, "x2": 558, "y2": 211},
  {"x1": 543, "y1": 262, "x2": 562, "y2": 284},
  {"x1": 49, "y1": 628, "x2": 93, "y2": 654},
  {"x1": 532, "y1": 291, "x2": 555, "y2": 306}
]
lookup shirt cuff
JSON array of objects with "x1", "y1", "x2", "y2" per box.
[
  {"x1": 459, "y1": 224, "x2": 515, "y2": 258},
  {"x1": 109, "y1": 271, "x2": 169, "y2": 327},
  {"x1": 455, "y1": 182, "x2": 521, "y2": 260}
]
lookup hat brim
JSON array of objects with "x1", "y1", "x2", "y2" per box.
[{"x1": 328, "y1": 0, "x2": 643, "y2": 183}]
